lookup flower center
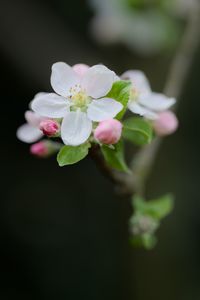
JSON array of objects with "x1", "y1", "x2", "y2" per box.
[
  {"x1": 130, "y1": 87, "x2": 140, "y2": 102},
  {"x1": 69, "y1": 85, "x2": 91, "y2": 110}
]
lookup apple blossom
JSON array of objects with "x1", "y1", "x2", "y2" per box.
[
  {"x1": 31, "y1": 62, "x2": 123, "y2": 146},
  {"x1": 39, "y1": 119, "x2": 60, "y2": 137},
  {"x1": 121, "y1": 70, "x2": 176, "y2": 120},
  {"x1": 94, "y1": 119, "x2": 122, "y2": 145},
  {"x1": 153, "y1": 111, "x2": 179, "y2": 136}
]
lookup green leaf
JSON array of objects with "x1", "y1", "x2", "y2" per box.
[
  {"x1": 130, "y1": 233, "x2": 157, "y2": 250},
  {"x1": 133, "y1": 194, "x2": 174, "y2": 221},
  {"x1": 106, "y1": 80, "x2": 131, "y2": 119},
  {"x1": 123, "y1": 117, "x2": 153, "y2": 146},
  {"x1": 57, "y1": 143, "x2": 90, "y2": 167},
  {"x1": 130, "y1": 194, "x2": 174, "y2": 250},
  {"x1": 101, "y1": 141, "x2": 129, "y2": 172}
]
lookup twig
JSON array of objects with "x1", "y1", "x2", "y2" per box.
[
  {"x1": 91, "y1": 1, "x2": 200, "y2": 197},
  {"x1": 129, "y1": 1, "x2": 200, "y2": 196}
]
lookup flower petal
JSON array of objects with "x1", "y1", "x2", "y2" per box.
[
  {"x1": 29, "y1": 92, "x2": 48, "y2": 109},
  {"x1": 25, "y1": 111, "x2": 44, "y2": 127},
  {"x1": 50, "y1": 62, "x2": 80, "y2": 97},
  {"x1": 128, "y1": 102, "x2": 158, "y2": 120},
  {"x1": 87, "y1": 98, "x2": 123, "y2": 122},
  {"x1": 121, "y1": 70, "x2": 151, "y2": 95},
  {"x1": 61, "y1": 110, "x2": 92, "y2": 146},
  {"x1": 81, "y1": 65, "x2": 116, "y2": 98},
  {"x1": 16, "y1": 124, "x2": 43, "y2": 143},
  {"x1": 139, "y1": 92, "x2": 176, "y2": 111},
  {"x1": 31, "y1": 93, "x2": 70, "y2": 118}
]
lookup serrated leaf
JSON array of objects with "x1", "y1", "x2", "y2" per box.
[
  {"x1": 123, "y1": 117, "x2": 153, "y2": 146},
  {"x1": 101, "y1": 141, "x2": 129, "y2": 172},
  {"x1": 57, "y1": 143, "x2": 90, "y2": 167},
  {"x1": 133, "y1": 194, "x2": 174, "y2": 221},
  {"x1": 106, "y1": 80, "x2": 131, "y2": 119}
]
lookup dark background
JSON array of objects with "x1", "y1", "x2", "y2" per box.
[{"x1": 0, "y1": 0, "x2": 200, "y2": 299}]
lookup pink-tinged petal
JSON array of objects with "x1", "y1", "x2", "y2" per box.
[
  {"x1": 50, "y1": 62, "x2": 80, "y2": 97},
  {"x1": 121, "y1": 70, "x2": 151, "y2": 95},
  {"x1": 139, "y1": 92, "x2": 176, "y2": 112},
  {"x1": 128, "y1": 102, "x2": 158, "y2": 120},
  {"x1": 16, "y1": 124, "x2": 43, "y2": 143},
  {"x1": 81, "y1": 65, "x2": 116, "y2": 98},
  {"x1": 31, "y1": 93, "x2": 70, "y2": 118},
  {"x1": 24, "y1": 111, "x2": 45, "y2": 127},
  {"x1": 87, "y1": 98, "x2": 123, "y2": 122},
  {"x1": 72, "y1": 64, "x2": 90, "y2": 77},
  {"x1": 61, "y1": 110, "x2": 92, "y2": 146}
]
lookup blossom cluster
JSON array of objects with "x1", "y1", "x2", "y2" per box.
[{"x1": 17, "y1": 62, "x2": 178, "y2": 165}]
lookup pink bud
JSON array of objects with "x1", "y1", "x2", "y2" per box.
[
  {"x1": 30, "y1": 141, "x2": 49, "y2": 157},
  {"x1": 72, "y1": 64, "x2": 89, "y2": 77},
  {"x1": 39, "y1": 119, "x2": 60, "y2": 136},
  {"x1": 94, "y1": 119, "x2": 122, "y2": 145},
  {"x1": 153, "y1": 111, "x2": 178, "y2": 136}
]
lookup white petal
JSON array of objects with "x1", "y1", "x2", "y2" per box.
[
  {"x1": 87, "y1": 98, "x2": 123, "y2": 122},
  {"x1": 31, "y1": 93, "x2": 70, "y2": 118},
  {"x1": 50, "y1": 62, "x2": 80, "y2": 97},
  {"x1": 61, "y1": 111, "x2": 92, "y2": 146},
  {"x1": 81, "y1": 65, "x2": 116, "y2": 98},
  {"x1": 16, "y1": 124, "x2": 43, "y2": 143},
  {"x1": 139, "y1": 92, "x2": 176, "y2": 111},
  {"x1": 24, "y1": 111, "x2": 43, "y2": 127},
  {"x1": 121, "y1": 70, "x2": 151, "y2": 95},
  {"x1": 29, "y1": 92, "x2": 48, "y2": 109},
  {"x1": 128, "y1": 102, "x2": 158, "y2": 120}
]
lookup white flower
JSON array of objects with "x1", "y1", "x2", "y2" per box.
[
  {"x1": 17, "y1": 110, "x2": 44, "y2": 143},
  {"x1": 121, "y1": 70, "x2": 176, "y2": 120},
  {"x1": 31, "y1": 62, "x2": 123, "y2": 146}
]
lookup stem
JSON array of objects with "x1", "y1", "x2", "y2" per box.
[
  {"x1": 129, "y1": 1, "x2": 200, "y2": 196},
  {"x1": 91, "y1": 1, "x2": 200, "y2": 197}
]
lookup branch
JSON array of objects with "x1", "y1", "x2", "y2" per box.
[
  {"x1": 91, "y1": 1, "x2": 200, "y2": 197},
  {"x1": 129, "y1": 1, "x2": 200, "y2": 196}
]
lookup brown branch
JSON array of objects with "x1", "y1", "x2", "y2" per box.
[
  {"x1": 91, "y1": 1, "x2": 200, "y2": 197},
  {"x1": 129, "y1": 0, "x2": 200, "y2": 196}
]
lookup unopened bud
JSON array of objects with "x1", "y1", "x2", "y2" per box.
[
  {"x1": 30, "y1": 141, "x2": 49, "y2": 157},
  {"x1": 39, "y1": 119, "x2": 60, "y2": 137},
  {"x1": 94, "y1": 119, "x2": 122, "y2": 145},
  {"x1": 153, "y1": 111, "x2": 178, "y2": 136}
]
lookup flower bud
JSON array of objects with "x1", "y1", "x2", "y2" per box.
[
  {"x1": 72, "y1": 64, "x2": 89, "y2": 77},
  {"x1": 153, "y1": 111, "x2": 178, "y2": 136},
  {"x1": 30, "y1": 141, "x2": 49, "y2": 157},
  {"x1": 94, "y1": 119, "x2": 122, "y2": 145},
  {"x1": 39, "y1": 119, "x2": 60, "y2": 137}
]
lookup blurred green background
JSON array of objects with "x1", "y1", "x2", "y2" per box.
[{"x1": 0, "y1": 0, "x2": 200, "y2": 299}]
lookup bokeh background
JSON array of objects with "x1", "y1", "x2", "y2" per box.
[{"x1": 0, "y1": 0, "x2": 200, "y2": 299}]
